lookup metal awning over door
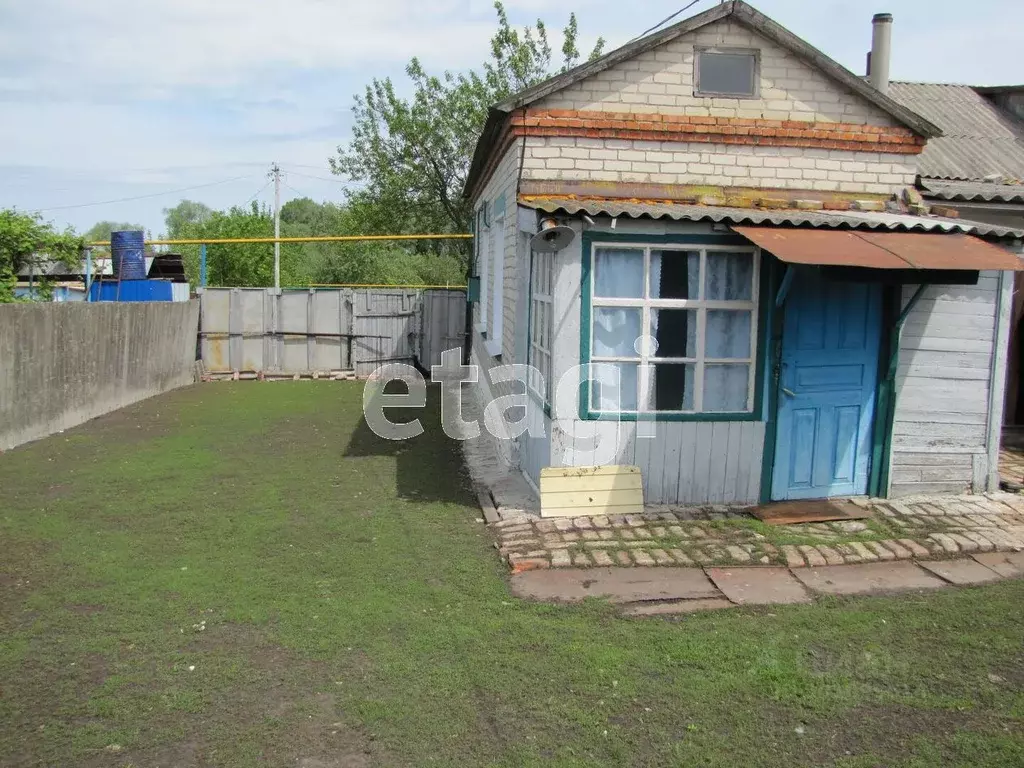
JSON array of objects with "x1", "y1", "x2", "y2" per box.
[{"x1": 731, "y1": 227, "x2": 1024, "y2": 271}]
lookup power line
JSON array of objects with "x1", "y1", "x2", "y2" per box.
[
  {"x1": 27, "y1": 175, "x2": 254, "y2": 213},
  {"x1": 629, "y1": 0, "x2": 706, "y2": 43},
  {"x1": 279, "y1": 163, "x2": 336, "y2": 172},
  {"x1": 242, "y1": 179, "x2": 273, "y2": 207},
  {"x1": 281, "y1": 180, "x2": 309, "y2": 199},
  {"x1": 280, "y1": 167, "x2": 361, "y2": 186}
]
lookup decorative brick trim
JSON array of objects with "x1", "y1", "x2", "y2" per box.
[{"x1": 511, "y1": 109, "x2": 926, "y2": 155}]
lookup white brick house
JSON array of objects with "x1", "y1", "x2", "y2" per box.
[{"x1": 464, "y1": 1, "x2": 1023, "y2": 509}]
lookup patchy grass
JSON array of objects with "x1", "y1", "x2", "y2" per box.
[{"x1": 0, "y1": 382, "x2": 1022, "y2": 767}]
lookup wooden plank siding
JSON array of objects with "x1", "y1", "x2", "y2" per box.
[
  {"x1": 889, "y1": 271, "x2": 1003, "y2": 497},
  {"x1": 550, "y1": 419, "x2": 765, "y2": 505},
  {"x1": 519, "y1": 398, "x2": 551, "y2": 490}
]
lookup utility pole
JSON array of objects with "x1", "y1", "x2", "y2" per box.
[{"x1": 271, "y1": 162, "x2": 281, "y2": 290}]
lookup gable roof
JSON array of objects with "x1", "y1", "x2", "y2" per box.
[
  {"x1": 465, "y1": 0, "x2": 941, "y2": 199},
  {"x1": 888, "y1": 82, "x2": 1024, "y2": 192}
]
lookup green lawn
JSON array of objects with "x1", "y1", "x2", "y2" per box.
[{"x1": 1, "y1": 383, "x2": 1022, "y2": 767}]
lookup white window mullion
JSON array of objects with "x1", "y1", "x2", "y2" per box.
[
  {"x1": 528, "y1": 249, "x2": 554, "y2": 404},
  {"x1": 694, "y1": 249, "x2": 707, "y2": 412},
  {"x1": 747, "y1": 248, "x2": 761, "y2": 411},
  {"x1": 695, "y1": 308, "x2": 706, "y2": 413}
]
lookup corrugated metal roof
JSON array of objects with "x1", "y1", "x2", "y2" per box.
[
  {"x1": 919, "y1": 179, "x2": 1024, "y2": 203},
  {"x1": 888, "y1": 82, "x2": 1024, "y2": 183},
  {"x1": 520, "y1": 196, "x2": 1024, "y2": 239}
]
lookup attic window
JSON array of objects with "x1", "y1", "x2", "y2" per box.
[{"x1": 695, "y1": 47, "x2": 759, "y2": 98}]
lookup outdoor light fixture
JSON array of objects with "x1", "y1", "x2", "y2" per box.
[{"x1": 530, "y1": 216, "x2": 576, "y2": 253}]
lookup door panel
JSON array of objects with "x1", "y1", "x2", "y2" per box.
[{"x1": 772, "y1": 270, "x2": 881, "y2": 500}]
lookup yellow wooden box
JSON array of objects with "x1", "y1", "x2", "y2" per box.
[{"x1": 539, "y1": 465, "x2": 644, "y2": 519}]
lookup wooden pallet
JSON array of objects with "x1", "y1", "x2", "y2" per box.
[{"x1": 201, "y1": 370, "x2": 358, "y2": 382}]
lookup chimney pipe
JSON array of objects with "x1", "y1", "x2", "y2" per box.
[{"x1": 868, "y1": 12, "x2": 893, "y2": 94}]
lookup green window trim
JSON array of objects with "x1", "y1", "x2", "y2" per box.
[{"x1": 578, "y1": 232, "x2": 770, "y2": 423}]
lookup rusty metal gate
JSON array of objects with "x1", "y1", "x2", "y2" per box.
[{"x1": 199, "y1": 287, "x2": 464, "y2": 376}]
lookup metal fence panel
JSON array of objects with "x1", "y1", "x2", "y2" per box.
[
  {"x1": 420, "y1": 289, "x2": 467, "y2": 373},
  {"x1": 352, "y1": 290, "x2": 418, "y2": 377},
  {"x1": 200, "y1": 288, "x2": 231, "y2": 371},
  {"x1": 198, "y1": 287, "x2": 464, "y2": 376}
]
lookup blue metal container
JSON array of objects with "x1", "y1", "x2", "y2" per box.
[
  {"x1": 89, "y1": 279, "x2": 173, "y2": 302},
  {"x1": 110, "y1": 230, "x2": 147, "y2": 280}
]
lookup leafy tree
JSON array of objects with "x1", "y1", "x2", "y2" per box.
[
  {"x1": 172, "y1": 202, "x2": 276, "y2": 288},
  {"x1": 280, "y1": 197, "x2": 464, "y2": 287},
  {"x1": 330, "y1": 2, "x2": 605, "y2": 251},
  {"x1": 0, "y1": 210, "x2": 83, "y2": 303},
  {"x1": 84, "y1": 221, "x2": 147, "y2": 243},
  {"x1": 163, "y1": 200, "x2": 213, "y2": 239},
  {"x1": 165, "y1": 196, "x2": 465, "y2": 288}
]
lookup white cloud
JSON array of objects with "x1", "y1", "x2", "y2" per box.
[
  {"x1": 4, "y1": 0, "x2": 1024, "y2": 235},
  {"x1": 0, "y1": 0, "x2": 506, "y2": 99}
]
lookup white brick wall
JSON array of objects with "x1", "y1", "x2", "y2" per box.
[
  {"x1": 521, "y1": 136, "x2": 917, "y2": 195},
  {"x1": 537, "y1": 19, "x2": 898, "y2": 128},
  {"x1": 471, "y1": 139, "x2": 527, "y2": 470},
  {"x1": 474, "y1": 138, "x2": 522, "y2": 359}
]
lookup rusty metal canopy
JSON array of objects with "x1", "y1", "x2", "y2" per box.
[{"x1": 732, "y1": 227, "x2": 1024, "y2": 271}]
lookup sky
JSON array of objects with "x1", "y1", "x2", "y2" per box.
[{"x1": 2, "y1": 0, "x2": 1023, "y2": 236}]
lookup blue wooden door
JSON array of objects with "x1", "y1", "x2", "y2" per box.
[{"x1": 771, "y1": 270, "x2": 882, "y2": 500}]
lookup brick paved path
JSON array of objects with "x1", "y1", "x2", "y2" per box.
[{"x1": 493, "y1": 495, "x2": 1024, "y2": 574}]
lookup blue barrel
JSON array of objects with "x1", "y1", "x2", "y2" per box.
[{"x1": 110, "y1": 230, "x2": 146, "y2": 280}]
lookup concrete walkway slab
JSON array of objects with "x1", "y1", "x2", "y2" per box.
[
  {"x1": 706, "y1": 566, "x2": 812, "y2": 605},
  {"x1": 791, "y1": 561, "x2": 946, "y2": 596},
  {"x1": 972, "y1": 551, "x2": 1024, "y2": 578},
  {"x1": 920, "y1": 559, "x2": 1002, "y2": 585},
  {"x1": 511, "y1": 567, "x2": 720, "y2": 604},
  {"x1": 621, "y1": 598, "x2": 733, "y2": 616}
]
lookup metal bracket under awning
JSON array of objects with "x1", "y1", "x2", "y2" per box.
[{"x1": 774, "y1": 266, "x2": 795, "y2": 307}]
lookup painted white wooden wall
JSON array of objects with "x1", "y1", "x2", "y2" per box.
[
  {"x1": 889, "y1": 270, "x2": 1009, "y2": 496},
  {"x1": 543, "y1": 217, "x2": 765, "y2": 505},
  {"x1": 548, "y1": 419, "x2": 765, "y2": 505},
  {"x1": 520, "y1": 399, "x2": 551, "y2": 490}
]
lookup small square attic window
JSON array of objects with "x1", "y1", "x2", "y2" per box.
[{"x1": 695, "y1": 47, "x2": 759, "y2": 98}]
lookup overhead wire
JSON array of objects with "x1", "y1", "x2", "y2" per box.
[
  {"x1": 629, "y1": 0, "x2": 706, "y2": 43},
  {"x1": 242, "y1": 179, "x2": 274, "y2": 207},
  {"x1": 281, "y1": 180, "x2": 309, "y2": 199},
  {"x1": 279, "y1": 163, "x2": 338, "y2": 172},
  {"x1": 27, "y1": 174, "x2": 254, "y2": 213},
  {"x1": 279, "y1": 167, "x2": 361, "y2": 186}
]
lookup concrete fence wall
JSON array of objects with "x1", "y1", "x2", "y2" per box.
[{"x1": 0, "y1": 300, "x2": 200, "y2": 450}]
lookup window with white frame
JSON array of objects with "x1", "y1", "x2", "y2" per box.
[
  {"x1": 528, "y1": 248, "x2": 554, "y2": 404},
  {"x1": 587, "y1": 243, "x2": 759, "y2": 415}
]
